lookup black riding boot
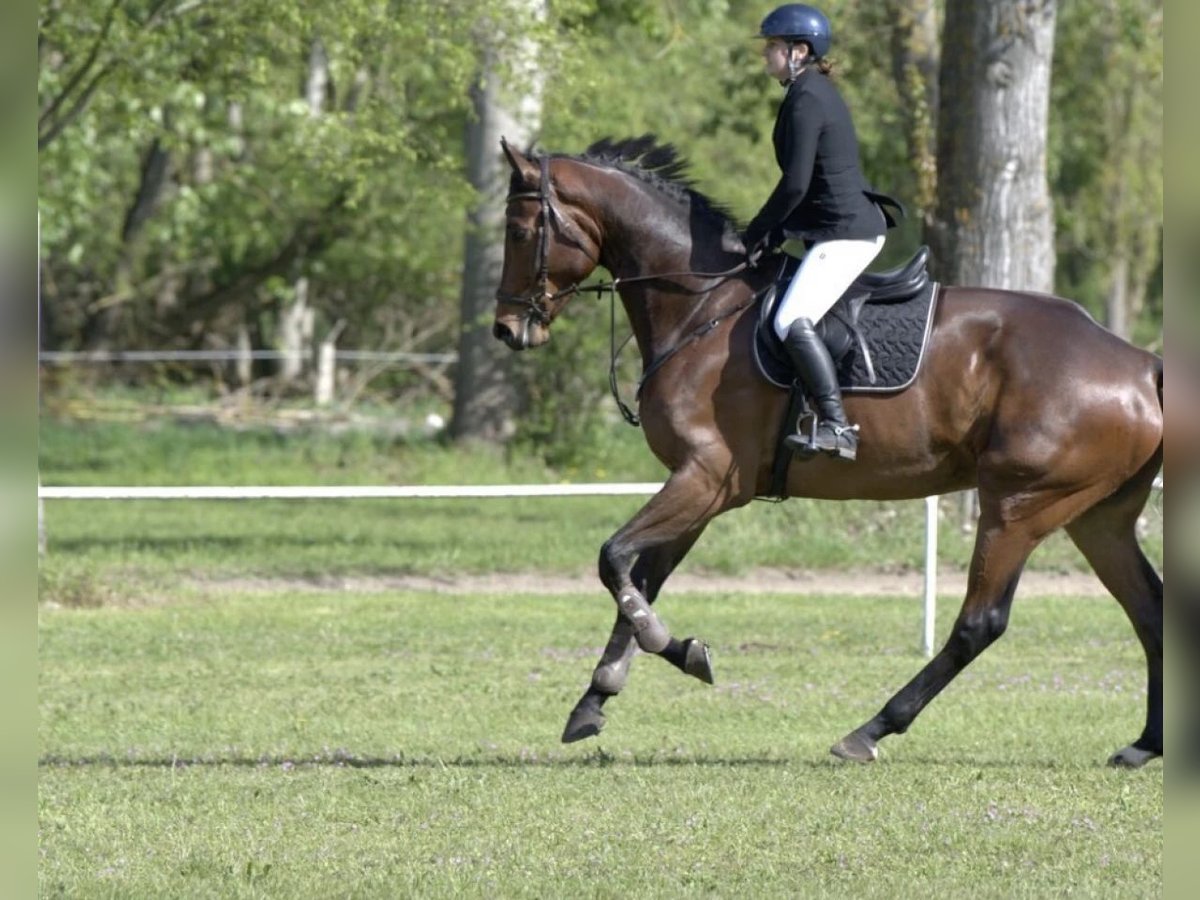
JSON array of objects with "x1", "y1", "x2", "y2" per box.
[{"x1": 781, "y1": 317, "x2": 859, "y2": 460}]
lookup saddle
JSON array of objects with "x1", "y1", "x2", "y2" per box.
[{"x1": 753, "y1": 245, "x2": 939, "y2": 393}]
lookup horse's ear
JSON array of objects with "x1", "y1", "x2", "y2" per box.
[{"x1": 500, "y1": 136, "x2": 538, "y2": 184}]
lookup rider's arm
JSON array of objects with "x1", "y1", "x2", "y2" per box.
[{"x1": 742, "y1": 90, "x2": 822, "y2": 251}]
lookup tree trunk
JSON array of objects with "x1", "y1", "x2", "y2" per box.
[
  {"x1": 280, "y1": 276, "x2": 314, "y2": 381},
  {"x1": 84, "y1": 129, "x2": 172, "y2": 352},
  {"x1": 932, "y1": 0, "x2": 1057, "y2": 292},
  {"x1": 1106, "y1": 254, "x2": 1130, "y2": 339},
  {"x1": 451, "y1": 2, "x2": 546, "y2": 443}
]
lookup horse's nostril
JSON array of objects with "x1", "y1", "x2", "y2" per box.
[{"x1": 493, "y1": 322, "x2": 512, "y2": 343}]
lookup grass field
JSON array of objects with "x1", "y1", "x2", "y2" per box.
[
  {"x1": 40, "y1": 589, "x2": 1162, "y2": 897},
  {"x1": 38, "y1": 412, "x2": 1164, "y2": 896},
  {"x1": 37, "y1": 417, "x2": 1162, "y2": 604}
]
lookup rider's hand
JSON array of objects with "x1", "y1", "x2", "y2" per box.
[{"x1": 741, "y1": 231, "x2": 766, "y2": 268}]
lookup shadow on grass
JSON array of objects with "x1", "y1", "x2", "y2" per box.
[
  {"x1": 39, "y1": 749, "x2": 799, "y2": 770},
  {"x1": 38, "y1": 749, "x2": 1125, "y2": 772}
]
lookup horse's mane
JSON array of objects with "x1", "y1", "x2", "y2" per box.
[{"x1": 569, "y1": 135, "x2": 738, "y2": 232}]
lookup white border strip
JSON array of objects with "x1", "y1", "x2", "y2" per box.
[{"x1": 38, "y1": 483, "x2": 666, "y2": 500}]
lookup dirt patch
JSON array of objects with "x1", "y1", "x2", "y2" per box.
[{"x1": 194, "y1": 567, "x2": 1108, "y2": 597}]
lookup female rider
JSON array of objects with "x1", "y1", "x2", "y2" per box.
[{"x1": 742, "y1": 4, "x2": 895, "y2": 461}]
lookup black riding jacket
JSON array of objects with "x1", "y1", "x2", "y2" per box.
[{"x1": 743, "y1": 67, "x2": 890, "y2": 250}]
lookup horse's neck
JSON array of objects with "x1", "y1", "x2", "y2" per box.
[{"x1": 594, "y1": 181, "x2": 734, "y2": 364}]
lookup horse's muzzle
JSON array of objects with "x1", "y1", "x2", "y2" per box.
[
  {"x1": 492, "y1": 319, "x2": 528, "y2": 351},
  {"x1": 492, "y1": 316, "x2": 549, "y2": 351}
]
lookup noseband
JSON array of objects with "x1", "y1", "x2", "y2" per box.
[{"x1": 496, "y1": 155, "x2": 596, "y2": 327}]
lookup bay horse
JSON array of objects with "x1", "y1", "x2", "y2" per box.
[{"x1": 491, "y1": 136, "x2": 1164, "y2": 767}]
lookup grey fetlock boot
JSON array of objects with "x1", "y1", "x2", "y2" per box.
[{"x1": 781, "y1": 317, "x2": 859, "y2": 461}]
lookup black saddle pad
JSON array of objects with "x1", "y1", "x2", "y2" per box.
[{"x1": 753, "y1": 279, "x2": 940, "y2": 393}]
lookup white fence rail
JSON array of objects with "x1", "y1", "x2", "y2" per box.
[{"x1": 38, "y1": 483, "x2": 662, "y2": 500}]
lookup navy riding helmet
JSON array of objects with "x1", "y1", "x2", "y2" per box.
[{"x1": 758, "y1": 4, "x2": 832, "y2": 59}]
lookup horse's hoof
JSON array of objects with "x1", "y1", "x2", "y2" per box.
[
  {"x1": 683, "y1": 638, "x2": 715, "y2": 685},
  {"x1": 830, "y1": 731, "x2": 879, "y2": 763},
  {"x1": 562, "y1": 707, "x2": 606, "y2": 744},
  {"x1": 1108, "y1": 745, "x2": 1161, "y2": 768}
]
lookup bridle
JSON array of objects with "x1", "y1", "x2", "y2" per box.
[
  {"x1": 496, "y1": 152, "x2": 756, "y2": 424},
  {"x1": 496, "y1": 155, "x2": 599, "y2": 330}
]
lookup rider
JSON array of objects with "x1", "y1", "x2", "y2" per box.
[{"x1": 741, "y1": 4, "x2": 893, "y2": 461}]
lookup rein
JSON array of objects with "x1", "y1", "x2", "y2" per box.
[
  {"x1": 595, "y1": 268, "x2": 754, "y2": 427},
  {"x1": 607, "y1": 287, "x2": 759, "y2": 427},
  {"x1": 501, "y1": 154, "x2": 753, "y2": 427}
]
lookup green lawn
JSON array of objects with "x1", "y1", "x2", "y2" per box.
[
  {"x1": 38, "y1": 413, "x2": 1164, "y2": 896},
  {"x1": 39, "y1": 589, "x2": 1162, "y2": 898},
  {"x1": 37, "y1": 417, "x2": 1162, "y2": 604}
]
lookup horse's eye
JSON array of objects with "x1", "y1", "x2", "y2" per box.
[{"x1": 508, "y1": 223, "x2": 532, "y2": 243}]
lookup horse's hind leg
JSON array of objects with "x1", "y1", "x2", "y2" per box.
[
  {"x1": 830, "y1": 502, "x2": 1038, "y2": 762},
  {"x1": 1065, "y1": 491, "x2": 1163, "y2": 767},
  {"x1": 832, "y1": 480, "x2": 1133, "y2": 763},
  {"x1": 562, "y1": 530, "x2": 710, "y2": 743}
]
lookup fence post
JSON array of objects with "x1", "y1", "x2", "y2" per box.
[
  {"x1": 923, "y1": 495, "x2": 938, "y2": 657},
  {"x1": 235, "y1": 324, "x2": 252, "y2": 386},
  {"x1": 315, "y1": 319, "x2": 346, "y2": 407}
]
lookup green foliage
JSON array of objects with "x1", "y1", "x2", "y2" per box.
[
  {"x1": 1051, "y1": 0, "x2": 1163, "y2": 337},
  {"x1": 39, "y1": 0, "x2": 487, "y2": 356},
  {"x1": 40, "y1": 589, "x2": 1161, "y2": 895},
  {"x1": 39, "y1": 0, "x2": 1164, "y2": 461}
]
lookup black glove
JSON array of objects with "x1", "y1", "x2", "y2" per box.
[{"x1": 740, "y1": 230, "x2": 767, "y2": 267}]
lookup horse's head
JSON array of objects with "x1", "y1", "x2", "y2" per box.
[{"x1": 492, "y1": 140, "x2": 602, "y2": 351}]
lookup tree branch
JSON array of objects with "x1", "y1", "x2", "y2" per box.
[
  {"x1": 38, "y1": 0, "x2": 121, "y2": 127},
  {"x1": 38, "y1": 61, "x2": 115, "y2": 150},
  {"x1": 39, "y1": 0, "x2": 210, "y2": 151},
  {"x1": 121, "y1": 134, "x2": 173, "y2": 243}
]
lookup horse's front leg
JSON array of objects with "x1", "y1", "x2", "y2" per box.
[
  {"x1": 562, "y1": 532, "x2": 707, "y2": 743},
  {"x1": 562, "y1": 465, "x2": 745, "y2": 743}
]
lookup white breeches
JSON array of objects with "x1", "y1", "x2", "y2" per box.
[{"x1": 773, "y1": 235, "x2": 885, "y2": 340}]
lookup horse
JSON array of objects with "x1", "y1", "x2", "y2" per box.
[{"x1": 490, "y1": 136, "x2": 1164, "y2": 767}]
